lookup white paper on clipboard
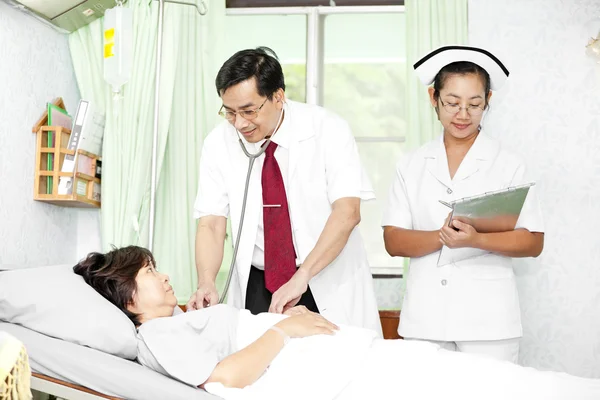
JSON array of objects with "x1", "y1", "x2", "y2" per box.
[{"x1": 437, "y1": 183, "x2": 535, "y2": 267}]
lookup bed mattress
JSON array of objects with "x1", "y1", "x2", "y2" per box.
[{"x1": 0, "y1": 322, "x2": 222, "y2": 400}]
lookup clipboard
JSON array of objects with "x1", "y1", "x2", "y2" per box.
[{"x1": 437, "y1": 183, "x2": 535, "y2": 266}]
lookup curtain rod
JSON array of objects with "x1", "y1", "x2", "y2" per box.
[{"x1": 152, "y1": 0, "x2": 207, "y2": 15}]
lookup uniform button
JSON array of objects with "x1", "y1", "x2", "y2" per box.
[
  {"x1": 441, "y1": 279, "x2": 447, "y2": 286},
  {"x1": 446, "y1": 188, "x2": 453, "y2": 194}
]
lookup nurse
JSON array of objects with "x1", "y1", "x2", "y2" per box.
[
  {"x1": 382, "y1": 46, "x2": 544, "y2": 362},
  {"x1": 188, "y1": 47, "x2": 381, "y2": 335}
]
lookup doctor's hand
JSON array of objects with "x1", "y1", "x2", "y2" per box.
[
  {"x1": 269, "y1": 269, "x2": 311, "y2": 314},
  {"x1": 439, "y1": 218, "x2": 479, "y2": 249},
  {"x1": 283, "y1": 305, "x2": 310, "y2": 317},
  {"x1": 186, "y1": 282, "x2": 219, "y2": 311},
  {"x1": 275, "y1": 312, "x2": 339, "y2": 338}
]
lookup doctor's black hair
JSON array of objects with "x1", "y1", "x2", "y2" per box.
[
  {"x1": 73, "y1": 245, "x2": 156, "y2": 326},
  {"x1": 432, "y1": 61, "x2": 492, "y2": 107},
  {"x1": 215, "y1": 46, "x2": 285, "y2": 99}
]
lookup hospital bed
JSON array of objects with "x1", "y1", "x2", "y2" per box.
[
  {"x1": 0, "y1": 314, "x2": 401, "y2": 400},
  {"x1": 0, "y1": 322, "x2": 221, "y2": 400}
]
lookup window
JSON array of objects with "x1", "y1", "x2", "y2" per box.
[
  {"x1": 322, "y1": 13, "x2": 406, "y2": 272},
  {"x1": 222, "y1": 3, "x2": 406, "y2": 276}
]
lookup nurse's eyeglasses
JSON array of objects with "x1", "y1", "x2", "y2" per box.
[
  {"x1": 438, "y1": 98, "x2": 485, "y2": 116},
  {"x1": 218, "y1": 98, "x2": 269, "y2": 122}
]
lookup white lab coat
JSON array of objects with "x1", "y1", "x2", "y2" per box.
[
  {"x1": 194, "y1": 100, "x2": 382, "y2": 336},
  {"x1": 382, "y1": 133, "x2": 544, "y2": 341}
]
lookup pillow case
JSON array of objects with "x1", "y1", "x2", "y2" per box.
[{"x1": 0, "y1": 264, "x2": 138, "y2": 359}]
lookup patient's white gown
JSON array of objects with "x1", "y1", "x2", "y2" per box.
[{"x1": 136, "y1": 304, "x2": 600, "y2": 400}]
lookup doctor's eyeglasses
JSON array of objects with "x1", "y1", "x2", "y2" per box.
[
  {"x1": 218, "y1": 98, "x2": 269, "y2": 122},
  {"x1": 439, "y1": 98, "x2": 485, "y2": 116}
]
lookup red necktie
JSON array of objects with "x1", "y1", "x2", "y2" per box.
[{"x1": 262, "y1": 142, "x2": 297, "y2": 293}]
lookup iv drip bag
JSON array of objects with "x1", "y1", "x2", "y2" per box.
[{"x1": 103, "y1": 6, "x2": 133, "y2": 94}]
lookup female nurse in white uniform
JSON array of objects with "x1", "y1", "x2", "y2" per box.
[{"x1": 382, "y1": 46, "x2": 545, "y2": 362}]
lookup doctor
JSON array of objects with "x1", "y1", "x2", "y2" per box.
[
  {"x1": 382, "y1": 46, "x2": 544, "y2": 362},
  {"x1": 187, "y1": 47, "x2": 381, "y2": 335}
]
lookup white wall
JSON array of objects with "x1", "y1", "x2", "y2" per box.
[
  {"x1": 469, "y1": 0, "x2": 600, "y2": 378},
  {"x1": 0, "y1": 2, "x2": 101, "y2": 267}
]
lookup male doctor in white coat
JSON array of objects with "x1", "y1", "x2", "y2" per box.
[{"x1": 187, "y1": 47, "x2": 381, "y2": 335}]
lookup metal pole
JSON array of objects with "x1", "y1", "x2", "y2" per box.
[{"x1": 148, "y1": 0, "x2": 165, "y2": 251}]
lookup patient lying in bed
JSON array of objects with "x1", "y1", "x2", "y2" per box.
[{"x1": 74, "y1": 246, "x2": 600, "y2": 400}]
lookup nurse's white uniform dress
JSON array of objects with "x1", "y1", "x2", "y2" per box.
[{"x1": 382, "y1": 132, "x2": 544, "y2": 347}]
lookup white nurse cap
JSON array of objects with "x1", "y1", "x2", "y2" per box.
[{"x1": 413, "y1": 45, "x2": 509, "y2": 91}]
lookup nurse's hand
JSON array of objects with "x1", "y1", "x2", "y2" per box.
[
  {"x1": 268, "y1": 269, "x2": 310, "y2": 314},
  {"x1": 186, "y1": 282, "x2": 219, "y2": 311},
  {"x1": 439, "y1": 218, "x2": 479, "y2": 249}
]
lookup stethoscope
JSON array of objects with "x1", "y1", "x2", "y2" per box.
[{"x1": 218, "y1": 102, "x2": 286, "y2": 304}]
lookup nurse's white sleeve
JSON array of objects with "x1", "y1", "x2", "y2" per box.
[
  {"x1": 322, "y1": 116, "x2": 375, "y2": 203},
  {"x1": 511, "y1": 163, "x2": 545, "y2": 233},
  {"x1": 193, "y1": 134, "x2": 230, "y2": 219},
  {"x1": 381, "y1": 159, "x2": 413, "y2": 230}
]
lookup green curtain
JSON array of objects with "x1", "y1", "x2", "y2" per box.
[
  {"x1": 69, "y1": 0, "x2": 182, "y2": 249},
  {"x1": 405, "y1": 0, "x2": 469, "y2": 149},
  {"x1": 69, "y1": 0, "x2": 226, "y2": 302},
  {"x1": 153, "y1": 1, "x2": 226, "y2": 303},
  {"x1": 402, "y1": 0, "x2": 468, "y2": 302}
]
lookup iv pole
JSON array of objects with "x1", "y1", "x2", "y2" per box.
[{"x1": 148, "y1": 0, "x2": 207, "y2": 251}]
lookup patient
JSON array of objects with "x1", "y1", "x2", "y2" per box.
[
  {"x1": 74, "y1": 246, "x2": 600, "y2": 400},
  {"x1": 74, "y1": 246, "x2": 338, "y2": 390}
]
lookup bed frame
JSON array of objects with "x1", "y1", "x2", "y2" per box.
[{"x1": 31, "y1": 373, "x2": 121, "y2": 400}]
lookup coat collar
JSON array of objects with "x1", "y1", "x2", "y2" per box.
[
  {"x1": 244, "y1": 100, "x2": 312, "y2": 150},
  {"x1": 424, "y1": 131, "x2": 499, "y2": 186}
]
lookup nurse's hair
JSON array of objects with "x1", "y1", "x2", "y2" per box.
[
  {"x1": 432, "y1": 61, "x2": 492, "y2": 108},
  {"x1": 216, "y1": 46, "x2": 286, "y2": 99},
  {"x1": 73, "y1": 245, "x2": 155, "y2": 326}
]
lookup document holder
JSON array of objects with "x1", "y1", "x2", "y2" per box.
[{"x1": 437, "y1": 183, "x2": 534, "y2": 266}]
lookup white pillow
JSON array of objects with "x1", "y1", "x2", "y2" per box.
[{"x1": 0, "y1": 264, "x2": 138, "y2": 359}]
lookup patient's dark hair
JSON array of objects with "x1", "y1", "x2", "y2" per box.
[{"x1": 73, "y1": 246, "x2": 155, "y2": 326}]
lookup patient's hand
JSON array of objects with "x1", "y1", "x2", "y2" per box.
[
  {"x1": 283, "y1": 305, "x2": 310, "y2": 316},
  {"x1": 275, "y1": 312, "x2": 339, "y2": 339}
]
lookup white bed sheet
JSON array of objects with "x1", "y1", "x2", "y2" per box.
[{"x1": 0, "y1": 322, "x2": 222, "y2": 400}]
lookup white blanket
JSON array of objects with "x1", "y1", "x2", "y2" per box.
[{"x1": 205, "y1": 312, "x2": 600, "y2": 400}]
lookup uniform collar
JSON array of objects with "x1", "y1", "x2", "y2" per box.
[
  {"x1": 424, "y1": 130, "x2": 499, "y2": 185},
  {"x1": 246, "y1": 103, "x2": 291, "y2": 152},
  {"x1": 423, "y1": 130, "x2": 497, "y2": 161}
]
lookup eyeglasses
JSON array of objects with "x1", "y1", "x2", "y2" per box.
[
  {"x1": 439, "y1": 98, "x2": 485, "y2": 116},
  {"x1": 218, "y1": 98, "x2": 269, "y2": 122}
]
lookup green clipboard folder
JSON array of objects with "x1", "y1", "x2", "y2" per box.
[{"x1": 437, "y1": 183, "x2": 535, "y2": 267}]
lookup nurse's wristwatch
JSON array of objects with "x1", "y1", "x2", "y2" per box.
[{"x1": 269, "y1": 326, "x2": 290, "y2": 346}]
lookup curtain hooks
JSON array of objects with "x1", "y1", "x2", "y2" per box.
[{"x1": 198, "y1": 0, "x2": 207, "y2": 15}]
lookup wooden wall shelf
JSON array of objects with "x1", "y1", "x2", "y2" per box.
[{"x1": 33, "y1": 126, "x2": 101, "y2": 208}]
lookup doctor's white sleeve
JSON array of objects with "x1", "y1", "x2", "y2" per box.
[
  {"x1": 322, "y1": 116, "x2": 375, "y2": 204},
  {"x1": 511, "y1": 163, "x2": 545, "y2": 233},
  {"x1": 193, "y1": 136, "x2": 230, "y2": 219},
  {"x1": 381, "y1": 159, "x2": 413, "y2": 230}
]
